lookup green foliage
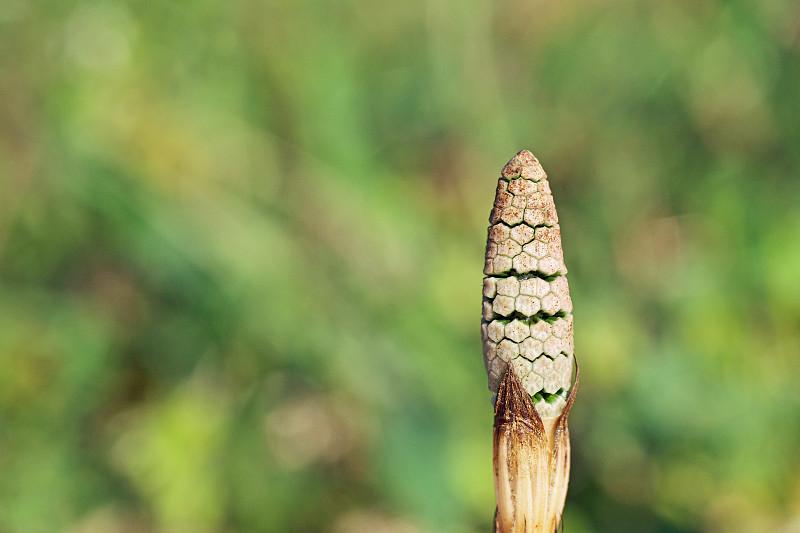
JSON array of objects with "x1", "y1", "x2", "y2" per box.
[{"x1": 1, "y1": 1, "x2": 800, "y2": 532}]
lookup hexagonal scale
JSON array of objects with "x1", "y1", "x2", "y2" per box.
[{"x1": 504, "y1": 320, "x2": 530, "y2": 343}]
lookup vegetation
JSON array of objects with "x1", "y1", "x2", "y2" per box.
[
  {"x1": 1, "y1": 1, "x2": 800, "y2": 532},
  {"x1": 484, "y1": 151, "x2": 575, "y2": 533}
]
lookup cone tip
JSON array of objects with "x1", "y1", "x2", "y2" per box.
[{"x1": 501, "y1": 150, "x2": 545, "y2": 180}]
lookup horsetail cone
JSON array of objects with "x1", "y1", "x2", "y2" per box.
[
  {"x1": 482, "y1": 150, "x2": 575, "y2": 419},
  {"x1": 483, "y1": 151, "x2": 578, "y2": 533}
]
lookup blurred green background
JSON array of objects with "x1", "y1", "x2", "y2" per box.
[{"x1": 2, "y1": 0, "x2": 800, "y2": 532}]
